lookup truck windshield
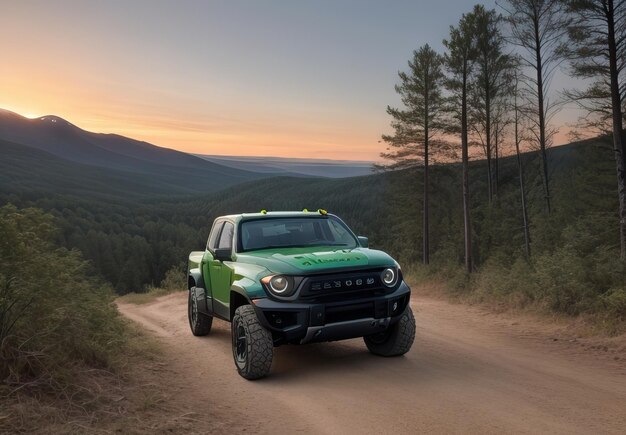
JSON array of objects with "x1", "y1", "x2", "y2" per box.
[{"x1": 239, "y1": 217, "x2": 359, "y2": 251}]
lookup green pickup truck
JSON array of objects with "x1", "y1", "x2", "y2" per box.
[{"x1": 187, "y1": 210, "x2": 415, "y2": 379}]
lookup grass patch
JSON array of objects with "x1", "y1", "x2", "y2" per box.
[
  {"x1": 404, "y1": 256, "x2": 626, "y2": 336},
  {"x1": 0, "y1": 320, "x2": 165, "y2": 433},
  {"x1": 117, "y1": 267, "x2": 186, "y2": 305},
  {"x1": 117, "y1": 287, "x2": 176, "y2": 304}
]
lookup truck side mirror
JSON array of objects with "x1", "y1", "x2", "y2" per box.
[
  {"x1": 213, "y1": 248, "x2": 232, "y2": 262},
  {"x1": 357, "y1": 236, "x2": 369, "y2": 248}
]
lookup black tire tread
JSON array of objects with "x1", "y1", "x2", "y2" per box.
[
  {"x1": 189, "y1": 289, "x2": 212, "y2": 336},
  {"x1": 364, "y1": 306, "x2": 415, "y2": 356},
  {"x1": 233, "y1": 305, "x2": 273, "y2": 380}
]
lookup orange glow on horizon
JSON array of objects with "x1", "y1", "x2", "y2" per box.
[
  {"x1": 0, "y1": 80, "x2": 383, "y2": 161},
  {"x1": 0, "y1": 69, "x2": 575, "y2": 162},
  {"x1": 0, "y1": 97, "x2": 576, "y2": 162}
]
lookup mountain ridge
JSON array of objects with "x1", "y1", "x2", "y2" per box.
[
  {"x1": 0, "y1": 109, "x2": 281, "y2": 195},
  {"x1": 0, "y1": 109, "x2": 242, "y2": 172}
]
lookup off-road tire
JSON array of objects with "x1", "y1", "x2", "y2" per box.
[
  {"x1": 188, "y1": 288, "x2": 212, "y2": 336},
  {"x1": 231, "y1": 305, "x2": 273, "y2": 380},
  {"x1": 364, "y1": 305, "x2": 415, "y2": 356}
]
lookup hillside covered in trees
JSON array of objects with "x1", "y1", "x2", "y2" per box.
[{"x1": 1, "y1": 135, "x2": 623, "y2": 328}]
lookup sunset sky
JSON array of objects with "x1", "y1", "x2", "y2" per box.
[{"x1": 0, "y1": 0, "x2": 580, "y2": 161}]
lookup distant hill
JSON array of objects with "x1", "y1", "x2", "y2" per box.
[
  {"x1": 195, "y1": 154, "x2": 374, "y2": 178},
  {"x1": 0, "y1": 109, "x2": 227, "y2": 171},
  {"x1": 0, "y1": 109, "x2": 268, "y2": 196},
  {"x1": 0, "y1": 139, "x2": 217, "y2": 198}
]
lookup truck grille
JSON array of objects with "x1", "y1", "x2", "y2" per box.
[{"x1": 298, "y1": 269, "x2": 387, "y2": 302}]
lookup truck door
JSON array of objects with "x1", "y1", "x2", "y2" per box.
[
  {"x1": 201, "y1": 221, "x2": 224, "y2": 316},
  {"x1": 210, "y1": 221, "x2": 234, "y2": 319}
]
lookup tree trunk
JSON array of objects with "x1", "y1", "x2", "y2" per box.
[
  {"x1": 606, "y1": 0, "x2": 626, "y2": 260},
  {"x1": 515, "y1": 93, "x2": 531, "y2": 259},
  {"x1": 494, "y1": 125, "x2": 499, "y2": 200},
  {"x1": 486, "y1": 81, "x2": 493, "y2": 205},
  {"x1": 462, "y1": 60, "x2": 472, "y2": 273},
  {"x1": 486, "y1": 147, "x2": 493, "y2": 204},
  {"x1": 533, "y1": 9, "x2": 552, "y2": 214},
  {"x1": 423, "y1": 84, "x2": 430, "y2": 265}
]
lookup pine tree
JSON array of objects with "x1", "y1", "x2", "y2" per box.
[
  {"x1": 500, "y1": 0, "x2": 569, "y2": 214},
  {"x1": 444, "y1": 9, "x2": 479, "y2": 273},
  {"x1": 381, "y1": 44, "x2": 450, "y2": 264},
  {"x1": 471, "y1": 5, "x2": 513, "y2": 205},
  {"x1": 512, "y1": 69, "x2": 532, "y2": 258},
  {"x1": 562, "y1": 0, "x2": 626, "y2": 259}
]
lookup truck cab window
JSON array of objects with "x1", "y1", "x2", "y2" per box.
[
  {"x1": 217, "y1": 222, "x2": 234, "y2": 250},
  {"x1": 207, "y1": 221, "x2": 224, "y2": 251}
]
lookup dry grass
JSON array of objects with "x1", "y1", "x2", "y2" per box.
[
  {"x1": 405, "y1": 272, "x2": 626, "y2": 338},
  {"x1": 118, "y1": 268, "x2": 186, "y2": 305},
  {"x1": 0, "y1": 322, "x2": 177, "y2": 434},
  {"x1": 117, "y1": 287, "x2": 175, "y2": 305}
]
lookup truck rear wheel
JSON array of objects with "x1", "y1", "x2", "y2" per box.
[
  {"x1": 188, "y1": 288, "x2": 212, "y2": 336},
  {"x1": 231, "y1": 305, "x2": 273, "y2": 380},
  {"x1": 364, "y1": 305, "x2": 415, "y2": 356}
]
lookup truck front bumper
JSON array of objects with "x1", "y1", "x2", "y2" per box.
[{"x1": 251, "y1": 281, "x2": 411, "y2": 345}]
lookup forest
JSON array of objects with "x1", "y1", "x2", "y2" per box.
[
  {"x1": 1, "y1": 134, "x2": 623, "y2": 327},
  {"x1": 1, "y1": 0, "x2": 626, "y2": 345}
]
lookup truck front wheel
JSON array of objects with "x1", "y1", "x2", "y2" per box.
[
  {"x1": 188, "y1": 288, "x2": 212, "y2": 336},
  {"x1": 364, "y1": 305, "x2": 415, "y2": 356},
  {"x1": 231, "y1": 305, "x2": 273, "y2": 380}
]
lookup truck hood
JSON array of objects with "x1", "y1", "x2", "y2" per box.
[{"x1": 235, "y1": 246, "x2": 396, "y2": 275}]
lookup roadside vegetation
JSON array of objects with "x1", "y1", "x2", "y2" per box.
[
  {"x1": 0, "y1": 205, "x2": 163, "y2": 432},
  {"x1": 117, "y1": 267, "x2": 186, "y2": 304}
]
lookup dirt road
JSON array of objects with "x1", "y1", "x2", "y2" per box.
[{"x1": 117, "y1": 291, "x2": 626, "y2": 434}]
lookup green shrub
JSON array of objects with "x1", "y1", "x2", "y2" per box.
[
  {"x1": 117, "y1": 265, "x2": 186, "y2": 305},
  {"x1": 531, "y1": 248, "x2": 592, "y2": 315},
  {"x1": 0, "y1": 204, "x2": 127, "y2": 392},
  {"x1": 471, "y1": 257, "x2": 536, "y2": 306},
  {"x1": 600, "y1": 288, "x2": 626, "y2": 321},
  {"x1": 159, "y1": 266, "x2": 186, "y2": 292}
]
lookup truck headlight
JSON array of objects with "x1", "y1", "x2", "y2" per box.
[
  {"x1": 270, "y1": 275, "x2": 289, "y2": 293},
  {"x1": 381, "y1": 268, "x2": 398, "y2": 287},
  {"x1": 262, "y1": 275, "x2": 295, "y2": 296}
]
